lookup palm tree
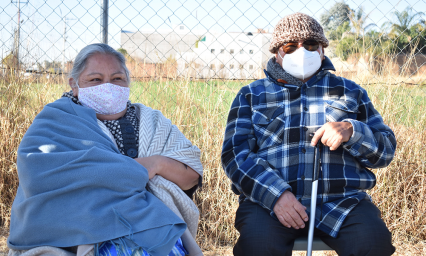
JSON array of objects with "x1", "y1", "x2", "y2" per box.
[
  {"x1": 347, "y1": 6, "x2": 377, "y2": 56},
  {"x1": 384, "y1": 6, "x2": 424, "y2": 43},
  {"x1": 347, "y1": 6, "x2": 376, "y2": 38}
]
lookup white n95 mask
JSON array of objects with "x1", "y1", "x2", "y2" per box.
[
  {"x1": 279, "y1": 47, "x2": 322, "y2": 80},
  {"x1": 77, "y1": 83, "x2": 130, "y2": 115}
]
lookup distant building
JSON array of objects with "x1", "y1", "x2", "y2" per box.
[
  {"x1": 121, "y1": 25, "x2": 273, "y2": 79},
  {"x1": 121, "y1": 25, "x2": 201, "y2": 63},
  {"x1": 177, "y1": 31, "x2": 273, "y2": 79}
]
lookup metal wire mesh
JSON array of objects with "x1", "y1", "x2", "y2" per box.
[
  {"x1": 1, "y1": 0, "x2": 426, "y2": 253},
  {"x1": 1, "y1": 1, "x2": 425, "y2": 80}
]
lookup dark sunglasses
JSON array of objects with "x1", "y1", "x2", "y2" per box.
[{"x1": 281, "y1": 40, "x2": 320, "y2": 54}]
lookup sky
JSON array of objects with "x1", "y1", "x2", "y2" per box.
[{"x1": 0, "y1": 0, "x2": 425, "y2": 65}]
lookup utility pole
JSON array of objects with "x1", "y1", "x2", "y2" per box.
[
  {"x1": 17, "y1": 0, "x2": 20, "y2": 69},
  {"x1": 63, "y1": 16, "x2": 66, "y2": 72},
  {"x1": 11, "y1": 0, "x2": 28, "y2": 72},
  {"x1": 101, "y1": 0, "x2": 109, "y2": 44},
  {"x1": 62, "y1": 15, "x2": 76, "y2": 72}
]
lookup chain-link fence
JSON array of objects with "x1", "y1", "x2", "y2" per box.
[{"x1": 1, "y1": 0, "x2": 426, "y2": 254}]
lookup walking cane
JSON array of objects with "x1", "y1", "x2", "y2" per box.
[{"x1": 307, "y1": 140, "x2": 321, "y2": 256}]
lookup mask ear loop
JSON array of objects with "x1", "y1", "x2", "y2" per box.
[
  {"x1": 278, "y1": 50, "x2": 285, "y2": 60},
  {"x1": 76, "y1": 81, "x2": 80, "y2": 93},
  {"x1": 73, "y1": 80, "x2": 80, "y2": 98}
]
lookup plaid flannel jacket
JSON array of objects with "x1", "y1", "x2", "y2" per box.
[{"x1": 221, "y1": 57, "x2": 396, "y2": 237}]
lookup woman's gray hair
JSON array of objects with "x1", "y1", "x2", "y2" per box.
[{"x1": 70, "y1": 43, "x2": 130, "y2": 87}]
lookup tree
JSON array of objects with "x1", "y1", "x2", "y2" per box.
[
  {"x1": 1, "y1": 52, "x2": 19, "y2": 70},
  {"x1": 335, "y1": 35, "x2": 360, "y2": 61},
  {"x1": 117, "y1": 48, "x2": 129, "y2": 56},
  {"x1": 334, "y1": 21, "x2": 351, "y2": 40},
  {"x1": 385, "y1": 7, "x2": 424, "y2": 40},
  {"x1": 383, "y1": 7, "x2": 425, "y2": 53},
  {"x1": 408, "y1": 21, "x2": 426, "y2": 54},
  {"x1": 320, "y1": 1, "x2": 351, "y2": 40},
  {"x1": 347, "y1": 6, "x2": 377, "y2": 56},
  {"x1": 347, "y1": 6, "x2": 376, "y2": 38}
]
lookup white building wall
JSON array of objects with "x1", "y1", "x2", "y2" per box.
[
  {"x1": 121, "y1": 27, "x2": 274, "y2": 79},
  {"x1": 121, "y1": 25, "x2": 201, "y2": 63},
  {"x1": 177, "y1": 32, "x2": 273, "y2": 79}
]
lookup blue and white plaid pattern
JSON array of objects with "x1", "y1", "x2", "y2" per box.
[
  {"x1": 221, "y1": 58, "x2": 396, "y2": 237},
  {"x1": 97, "y1": 237, "x2": 187, "y2": 256}
]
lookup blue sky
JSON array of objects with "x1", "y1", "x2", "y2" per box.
[{"x1": 1, "y1": 0, "x2": 424, "y2": 64}]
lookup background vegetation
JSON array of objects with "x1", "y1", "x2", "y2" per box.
[{"x1": 321, "y1": 1, "x2": 426, "y2": 66}]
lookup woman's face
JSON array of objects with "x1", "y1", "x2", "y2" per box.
[{"x1": 69, "y1": 53, "x2": 128, "y2": 97}]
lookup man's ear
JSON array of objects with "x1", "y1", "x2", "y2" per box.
[
  {"x1": 321, "y1": 47, "x2": 325, "y2": 61},
  {"x1": 69, "y1": 78, "x2": 78, "y2": 97}
]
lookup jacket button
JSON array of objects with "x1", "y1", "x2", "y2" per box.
[
  {"x1": 302, "y1": 148, "x2": 306, "y2": 153},
  {"x1": 301, "y1": 175, "x2": 305, "y2": 180},
  {"x1": 304, "y1": 107, "x2": 308, "y2": 111},
  {"x1": 304, "y1": 127, "x2": 308, "y2": 131},
  {"x1": 127, "y1": 148, "x2": 137, "y2": 158},
  {"x1": 125, "y1": 126, "x2": 135, "y2": 133}
]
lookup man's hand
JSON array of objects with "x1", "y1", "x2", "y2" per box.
[
  {"x1": 273, "y1": 190, "x2": 308, "y2": 229},
  {"x1": 311, "y1": 122, "x2": 353, "y2": 150}
]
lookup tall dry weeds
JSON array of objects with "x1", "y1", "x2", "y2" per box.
[
  {"x1": 352, "y1": 69, "x2": 426, "y2": 251},
  {"x1": 1, "y1": 78, "x2": 29, "y2": 227},
  {"x1": 0, "y1": 74, "x2": 68, "y2": 227}
]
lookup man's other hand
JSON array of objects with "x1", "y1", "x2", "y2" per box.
[
  {"x1": 311, "y1": 122, "x2": 353, "y2": 150},
  {"x1": 273, "y1": 190, "x2": 308, "y2": 229}
]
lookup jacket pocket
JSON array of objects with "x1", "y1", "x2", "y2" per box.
[
  {"x1": 252, "y1": 105, "x2": 286, "y2": 148},
  {"x1": 325, "y1": 99, "x2": 360, "y2": 122}
]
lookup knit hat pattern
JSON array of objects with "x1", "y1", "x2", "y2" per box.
[{"x1": 269, "y1": 12, "x2": 329, "y2": 54}]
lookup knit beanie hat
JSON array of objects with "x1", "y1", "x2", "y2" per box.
[{"x1": 269, "y1": 12, "x2": 329, "y2": 54}]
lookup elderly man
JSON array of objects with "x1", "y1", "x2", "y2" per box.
[{"x1": 221, "y1": 13, "x2": 396, "y2": 256}]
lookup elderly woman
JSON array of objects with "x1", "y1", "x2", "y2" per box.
[{"x1": 7, "y1": 43, "x2": 203, "y2": 256}]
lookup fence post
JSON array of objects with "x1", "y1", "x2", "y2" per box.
[{"x1": 101, "y1": 0, "x2": 108, "y2": 44}]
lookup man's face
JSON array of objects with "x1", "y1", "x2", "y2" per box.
[{"x1": 275, "y1": 40, "x2": 325, "y2": 66}]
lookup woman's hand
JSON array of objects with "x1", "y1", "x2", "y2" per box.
[
  {"x1": 135, "y1": 155, "x2": 163, "y2": 179},
  {"x1": 134, "y1": 155, "x2": 200, "y2": 190}
]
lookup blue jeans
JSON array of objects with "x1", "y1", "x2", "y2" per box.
[{"x1": 233, "y1": 199, "x2": 395, "y2": 256}]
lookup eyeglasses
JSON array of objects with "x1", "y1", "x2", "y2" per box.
[{"x1": 281, "y1": 40, "x2": 320, "y2": 54}]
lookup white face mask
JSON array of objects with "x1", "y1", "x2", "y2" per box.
[
  {"x1": 77, "y1": 83, "x2": 130, "y2": 115},
  {"x1": 279, "y1": 47, "x2": 322, "y2": 80}
]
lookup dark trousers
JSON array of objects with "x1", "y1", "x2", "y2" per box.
[{"x1": 233, "y1": 199, "x2": 395, "y2": 256}]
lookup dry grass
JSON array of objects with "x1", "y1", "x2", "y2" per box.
[
  {"x1": 0, "y1": 227, "x2": 7, "y2": 256},
  {"x1": 1, "y1": 65, "x2": 426, "y2": 255}
]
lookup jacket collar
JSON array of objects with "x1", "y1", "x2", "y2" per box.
[
  {"x1": 320, "y1": 56, "x2": 336, "y2": 71},
  {"x1": 264, "y1": 55, "x2": 336, "y2": 89}
]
